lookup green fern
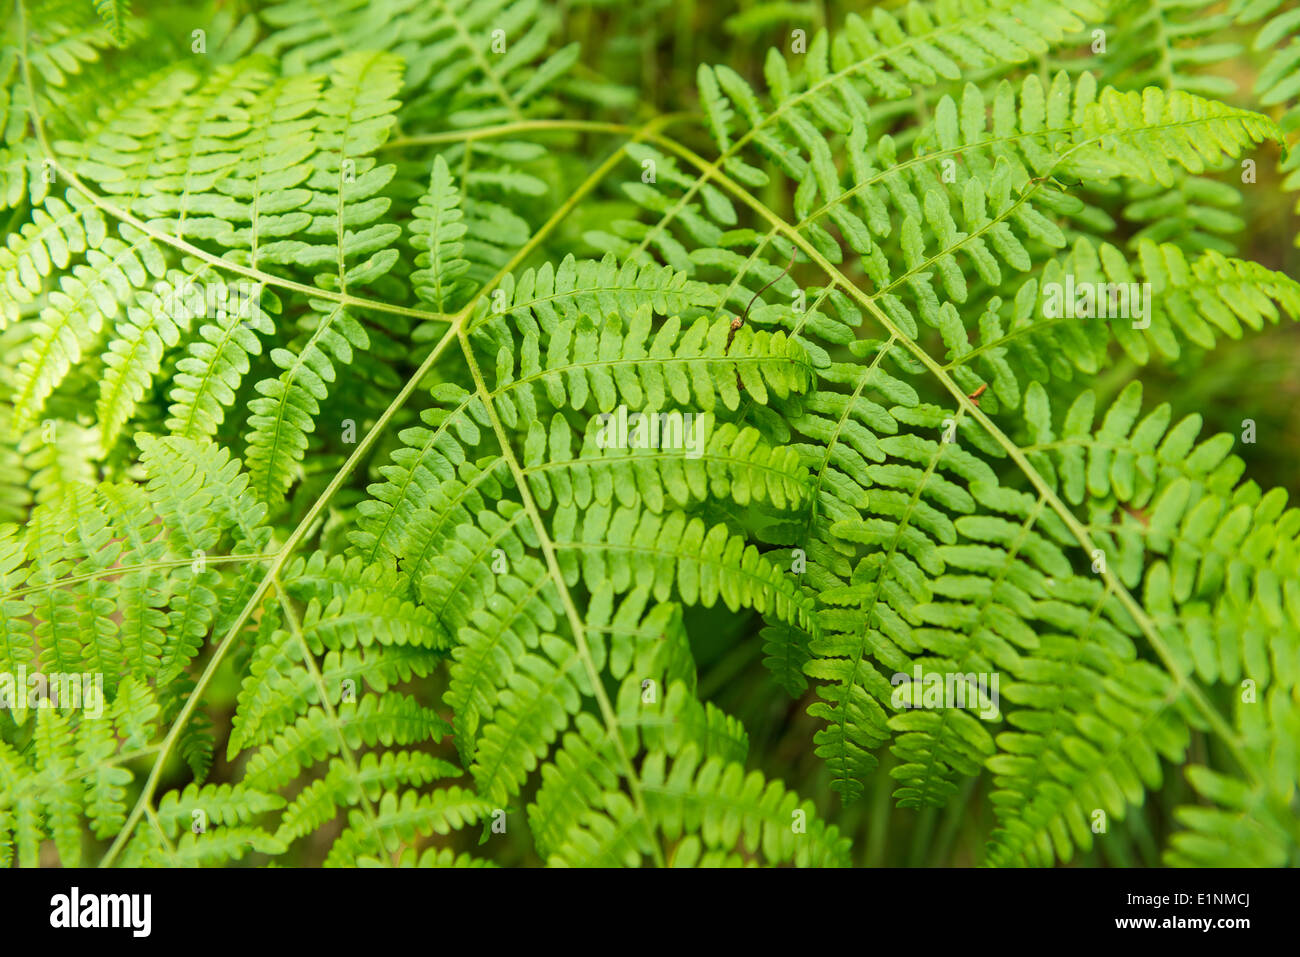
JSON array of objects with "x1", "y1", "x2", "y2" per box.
[{"x1": 1, "y1": 0, "x2": 1298, "y2": 870}]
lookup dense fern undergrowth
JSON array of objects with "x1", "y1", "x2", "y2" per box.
[{"x1": 0, "y1": 0, "x2": 1297, "y2": 868}]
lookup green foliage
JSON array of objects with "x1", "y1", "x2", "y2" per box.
[{"x1": 0, "y1": 0, "x2": 1297, "y2": 868}]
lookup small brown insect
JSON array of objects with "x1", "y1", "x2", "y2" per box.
[
  {"x1": 968, "y1": 383, "x2": 988, "y2": 405},
  {"x1": 725, "y1": 247, "x2": 797, "y2": 355},
  {"x1": 725, "y1": 315, "x2": 744, "y2": 352}
]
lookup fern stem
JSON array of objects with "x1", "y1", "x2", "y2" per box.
[
  {"x1": 1, "y1": 553, "x2": 265, "y2": 602},
  {"x1": 457, "y1": 325, "x2": 668, "y2": 867},
  {"x1": 432, "y1": 0, "x2": 524, "y2": 121},
  {"x1": 381, "y1": 116, "x2": 696, "y2": 149},
  {"x1": 800, "y1": 333, "x2": 898, "y2": 542},
  {"x1": 99, "y1": 320, "x2": 465, "y2": 867},
  {"x1": 273, "y1": 576, "x2": 391, "y2": 865},
  {"x1": 144, "y1": 803, "x2": 178, "y2": 862},
  {"x1": 41, "y1": 156, "x2": 454, "y2": 325},
  {"x1": 432, "y1": 128, "x2": 686, "y2": 863}
]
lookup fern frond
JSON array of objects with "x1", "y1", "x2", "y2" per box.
[
  {"x1": 5, "y1": 0, "x2": 1298, "y2": 873},
  {"x1": 546, "y1": 742, "x2": 851, "y2": 867},
  {"x1": 1071, "y1": 0, "x2": 1242, "y2": 98},
  {"x1": 90, "y1": 0, "x2": 129, "y2": 44},
  {"x1": 410, "y1": 154, "x2": 470, "y2": 312},
  {"x1": 524, "y1": 411, "x2": 809, "y2": 513},
  {"x1": 243, "y1": 52, "x2": 403, "y2": 504},
  {"x1": 1165, "y1": 687, "x2": 1300, "y2": 866},
  {"x1": 325, "y1": 786, "x2": 489, "y2": 867},
  {"x1": 942, "y1": 238, "x2": 1300, "y2": 407},
  {"x1": 0, "y1": 676, "x2": 161, "y2": 866},
  {"x1": 470, "y1": 249, "x2": 714, "y2": 323},
  {"x1": 7, "y1": 210, "x2": 165, "y2": 432}
]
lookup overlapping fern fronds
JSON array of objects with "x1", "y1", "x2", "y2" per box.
[{"x1": 0, "y1": 0, "x2": 1297, "y2": 869}]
